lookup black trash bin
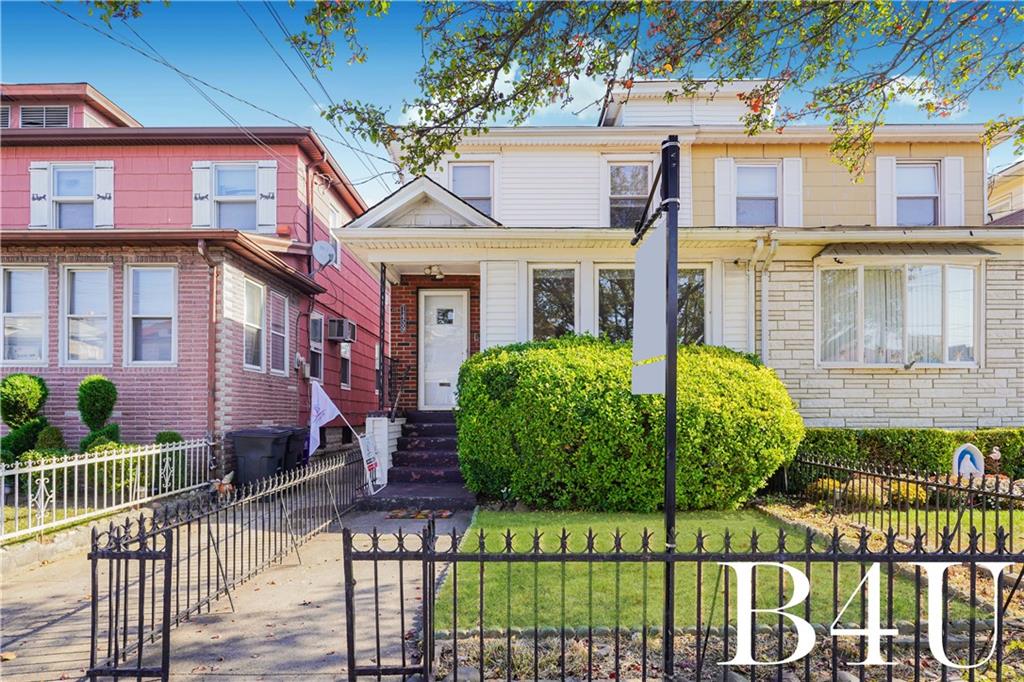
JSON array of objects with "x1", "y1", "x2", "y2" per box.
[
  {"x1": 229, "y1": 427, "x2": 291, "y2": 485},
  {"x1": 284, "y1": 427, "x2": 309, "y2": 470}
]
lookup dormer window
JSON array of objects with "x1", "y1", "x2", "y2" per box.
[
  {"x1": 53, "y1": 165, "x2": 95, "y2": 229},
  {"x1": 736, "y1": 164, "x2": 778, "y2": 226},
  {"x1": 20, "y1": 105, "x2": 70, "y2": 128},
  {"x1": 608, "y1": 163, "x2": 650, "y2": 228},
  {"x1": 214, "y1": 164, "x2": 258, "y2": 231},
  {"x1": 896, "y1": 163, "x2": 939, "y2": 226},
  {"x1": 451, "y1": 164, "x2": 492, "y2": 216}
]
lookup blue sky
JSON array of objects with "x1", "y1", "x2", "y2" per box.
[{"x1": 2, "y1": 0, "x2": 1020, "y2": 205}]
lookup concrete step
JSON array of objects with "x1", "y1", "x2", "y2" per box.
[
  {"x1": 357, "y1": 482, "x2": 476, "y2": 511},
  {"x1": 402, "y1": 422, "x2": 457, "y2": 437},
  {"x1": 392, "y1": 449, "x2": 459, "y2": 467},
  {"x1": 388, "y1": 466, "x2": 464, "y2": 484},
  {"x1": 398, "y1": 435, "x2": 457, "y2": 451},
  {"x1": 403, "y1": 410, "x2": 455, "y2": 424}
]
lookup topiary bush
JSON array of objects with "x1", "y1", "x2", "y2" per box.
[
  {"x1": 1, "y1": 416, "x2": 49, "y2": 460},
  {"x1": 0, "y1": 373, "x2": 49, "y2": 429},
  {"x1": 35, "y1": 425, "x2": 65, "y2": 451},
  {"x1": 456, "y1": 336, "x2": 804, "y2": 512},
  {"x1": 78, "y1": 374, "x2": 118, "y2": 431},
  {"x1": 80, "y1": 423, "x2": 120, "y2": 453},
  {"x1": 154, "y1": 431, "x2": 184, "y2": 445}
]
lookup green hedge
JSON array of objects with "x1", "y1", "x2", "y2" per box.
[
  {"x1": 80, "y1": 423, "x2": 121, "y2": 453},
  {"x1": 797, "y1": 427, "x2": 1024, "y2": 479},
  {"x1": 1, "y1": 416, "x2": 49, "y2": 460},
  {"x1": 456, "y1": 336, "x2": 804, "y2": 511}
]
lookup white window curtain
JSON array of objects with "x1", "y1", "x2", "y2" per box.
[
  {"x1": 907, "y1": 265, "x2": 942, "y2": 363},
  {"x1": 819, "y1": 269, "x2": 857, "y2": 362},
  {"x1": 863, "y1": 267, "x2": 904, "y2": 364}
]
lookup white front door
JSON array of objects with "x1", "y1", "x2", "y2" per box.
[{"x1": 418, "y1": 290, "x2": 469, "y2": 410}]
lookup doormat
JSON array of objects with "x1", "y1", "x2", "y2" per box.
[{"x1": 386, "y1": 509, "x2": 454, "y2": 520}]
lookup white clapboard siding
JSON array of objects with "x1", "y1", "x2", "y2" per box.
[
  {"x1": 29, "y1": 162, "x2": 51, "y2": 228},
  {"x1": 722, "y1": 265, "x2": 749, "y2": 352},
  {"x1": 714, "y1": 158, "x2": 737, "y2": 226},
  {"x1": 390, "y1": 197, "x2": 464, "y2": 227},
  {"x1": 621, "y1": 100, "x2": 694, "y2": 126},
  {"x1": 191, "y1": 161, "x2": 212, "y2": 228},
  {"x1": 875, "y1": 156, "x2": 897, "y2": 226},
  {"x1": 498, "y1": 151, "x2": 602, "y2": 227},
  {"x1": 480, "y1": 261, "x2": 518, "y2": 348},
  {"x1": 93, "y1": 161, "x2": 114, "y2": 228},
  {"x1": 942, "y1": 156, "x2": 965, "y2": 226}
]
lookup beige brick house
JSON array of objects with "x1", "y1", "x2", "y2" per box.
[{"x1": 339, "y1": 81, "x2": 1024, "y2": 429}]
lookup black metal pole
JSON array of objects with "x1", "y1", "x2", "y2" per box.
[
  {"x1": 378, "y1": 263, "x2": 387, "y2": 411},
  {"x1": 661, "y1": 134, "x2": 680, "y2": 679}
]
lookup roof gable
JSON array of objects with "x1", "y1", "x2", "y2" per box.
[{"x1": 345, "y1": 176, "x2": 501, "y2": 229}]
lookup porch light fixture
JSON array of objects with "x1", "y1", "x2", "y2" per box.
[{"x1": 424, "y1": 265, "x2": 445, "y2": 280}]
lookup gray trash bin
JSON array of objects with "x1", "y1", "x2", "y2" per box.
[
  {"x1": 284, "y1": 427, "x2": 309, "y2": 470},
  {"x1": 229, "y1": 427, "x2": 291, "y2": 485}
]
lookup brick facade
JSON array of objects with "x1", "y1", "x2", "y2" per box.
[
  {"x1": 764, "y1": 259, "x2": 1024, "y2": 429},
  {"x1": 389, "y1": 275, "x2": 480, "y2": 410}
]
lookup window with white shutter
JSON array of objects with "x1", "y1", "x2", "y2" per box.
[
  {"x1": 29, "y1": 161, "x2": 113, "y2": 229},
  {"x1": 193, "y1": 161, "x2": 277, "y2": 232},
  {"x1": 20, "y1": 105, "x2": 70, "y2": 128}
]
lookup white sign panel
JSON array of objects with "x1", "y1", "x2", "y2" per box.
[
  {"x1": 953, "y1": 442, "x2": 984, "y2": 478},
  {"x1": 632, "y1": 223, "x2": 667, "y2": 394},
  {"x1": 358, "y1": 433, "x2": 386, "y2": 495}
]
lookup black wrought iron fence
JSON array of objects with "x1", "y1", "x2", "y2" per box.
[
  {"x1": 781, "y1": 456, "x2": 1024, "y2": 554},
  {"x1": 88, "y1": 448, "x2": 365, "y2": 681},
  {"x1": 343, "y1": 520, "x2": 1024, "y2": 681}
]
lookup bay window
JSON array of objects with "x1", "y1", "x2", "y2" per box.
[
  {"x1": 243, "y1": 279, "x2": 265, "y2": 370},
  {"x1": 531, "y1": 266, "x2": 577, "y2": 340},
  {"x1": 1, "y1": 267, "x2": 46, "y2": 364},
  {"x1": 818, "y1": 263, "x2": 978, "y2": 366},
  {"x1": 127, "y1": 266, "x2": 176, "y2": 364},
  {"x1": 595, "y1": 266, "x2": 707, "y2": 344},
  {"x1": 63, "y1": 267, "x2": 112, "y2": 365},
  {"x1": 309, "y1": 312, "x2": 324, "y2": 382}
]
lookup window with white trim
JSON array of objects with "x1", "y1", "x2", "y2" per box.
[
  {"x1": 214, "y1": 164, "x2": 258, "y2": 231},
  {"x1": 818, "y1": 263, "x2": 977, "y2": 366},
  {"x1": 736, "y1": 164, "x2": 779, "y2": 226},
  {"x1": 451, "y1": 164, "x2": 492, "y2": 215},
  {"x1": 63, "y1": 267, "x2": 112, "y2": 365},
  {"x1": 0, "y1": 106, "x2": 10, "y2": 128},
  {"x1": 127, "y1": 266, "x2": 175, "y2": 364},
  {"x1": 1, "y1": 267, "x2": 46, "y2": 364},
  {"x1": 595, "y1": 266, "x2": 707, "y2": 343},
  {"x1": 243, "y1": 279, "x2": 265, "y2": 370},
  {"x1": 53, "y1": 164, "x2": 95, "y2": 229},
  {"x1": 309, "y1": 311, "x2": 324, "y2": 382},
  {"x1": 269, "y1": 291, "x2": 288, "y2": 375},
  {"x1": 340, "y1": 342, "x2": 352, "y2": 390},
  {"x1": 608, "y1": 163, "x2": 650, "y2": 228},
  {"x1": 20, "y1": 105, "x2": 69, "y2": 128},
  {"x1": 896, "y1": 163, "x2": 939, "y2": 226}
]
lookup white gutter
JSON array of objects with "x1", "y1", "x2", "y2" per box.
[
  {"x1": 746, "y1": 238, "x2": 765, "y2": 353},
  {"x1": 760, "y1": 236, "x2": 780, "y2": 363}
]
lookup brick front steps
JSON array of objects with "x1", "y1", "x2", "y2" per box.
[{"x1": 359, "y1": 411, "x2": 476, "y2": 511}]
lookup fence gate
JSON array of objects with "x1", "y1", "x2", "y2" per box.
[{"x1": 88, "y1": 524, "x2": 173, "y2": 681}]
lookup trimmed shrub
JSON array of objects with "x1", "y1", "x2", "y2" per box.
[
  {"x1": 796, "y1": 428, "x2": 862, "y2": 464},
  {"x1": 77, "y1": 375, "x2": 118, "y2": 431},
  {"x1": 857, "y1": 429, "x2": 957, "y2": 472},
  {"x1": 80, "y1": 423, "x2": 121, "y2": 453},
  {"x1": 0, "y1": 373, "x2": 49, "y2": 428},
  {"x1": 1, "y1": 416, "x2": 49, "y2": 459},
  {"x1": 154, "y1": 431, "x2": 184, "y2": 445},
  {"x1": 805, "y1": 477, "x2": 842, "y2": 502},
  {"x1": 35, "y1": 425, "x2": 65, "y2": 451},
  {"x1": 889, "y1": 480, "x2": 928, "y2": 506},
  {"x1": 456, "y1": 336, "x2": 804, "y2": 511},
  {"x1": 844, "y1": 475, "x2": 888, "y2": 507},
  {"x1": 16, "y1": 448, "x2": 70, "y2": 494},
  {"x1": 1, "y1": 448, "x2": 13, "y2": 465}
]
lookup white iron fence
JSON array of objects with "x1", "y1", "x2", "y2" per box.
[{"x1": 1, "y1": 438, "x2": 214, "y2": 544}]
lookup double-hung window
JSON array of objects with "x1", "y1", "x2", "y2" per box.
[
  {"x1": 269, "y1": 291, "x2": 288, "y2": 375},
  {"x1": 896, "y1": 163, "x2": 940, "y2": 226},
  {"x1": 215, "y1": 164, "x2": 258, "y2": 231},
  {"x1": 595, "y1": 266, "x2": 707, "y2": 343},
  {"x1": 608, "y1": 163, "x2": 650, "y2": 228},
  {"x1": 127, "y1": 266, "x2": 176, "y2": 364},
  {"x1": 451, "y1": 164, "x2": 492, "y2": 216},
  {"x1": 736, "y1": 164, "x2": 779, "y2": 226},
  {"x1": 63, "y1": 266, "x2": 112, "y2": 365},
  {"x1": 530, "y1": 266, "x2": 577, "y2": 341},
  {"x1": 243, "y1": 279, "x2": 265, "y2": 370},
  {"x1": 1, "y1": 267, "x2": 46, "y2": 364},
  {"x1": 53, "y1": 164, "x2": 95, "y2": 229},
  {"x1": 818, "y1": 263, "x2": 978, "y2": 366},
  {"x1": 340, "y1": 342, "x2": 352, "y2": 390},
  {"x1": 309, "y1": 312, "x2": 324, "y2": 382}
]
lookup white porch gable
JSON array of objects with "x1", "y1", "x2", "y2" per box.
[{"x1": 345, "y1": 176, "x2": 501, "y2": 229}]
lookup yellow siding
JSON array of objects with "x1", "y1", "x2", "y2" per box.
[{"x1": 691, "y1": 141, "x2": 985, "y2": 226}]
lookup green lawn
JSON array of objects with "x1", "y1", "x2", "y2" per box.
[
  {"x1": 435, "y1": 510, "x2": 971, "y2": 630},
  {"x1": 833, "y1": 506, "x2": 1024, "y2": 552},
  {"x1": 3, "y1": 505, "x2": 99, "y2": 540}
]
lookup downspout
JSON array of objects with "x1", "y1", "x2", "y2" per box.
[
  {"x1": 759, "y1": 236, "x2": 779, "y2": 363},
  {"x1": 746, "y1": 238, "x2": 765, "y2": 354},
  {"x1": 198, "y1": 240, "x2": 219, "y2": 440}
]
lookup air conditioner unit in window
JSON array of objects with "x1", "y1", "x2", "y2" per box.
[{"x1": 327, "y1": 318, "x2": 357, "y2": 342}]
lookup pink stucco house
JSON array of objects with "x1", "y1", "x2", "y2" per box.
[{"x1": 0, "y1": 82, "x2": 385, "y2": 449}]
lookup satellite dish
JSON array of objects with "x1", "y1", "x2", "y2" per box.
[{"x1": 312, "y1": 241, "x2": 337, "y2": 268}]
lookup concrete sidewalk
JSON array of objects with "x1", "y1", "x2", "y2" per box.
[{"x1": 0, "y1": 510, "x2": 472, "y2": 681}]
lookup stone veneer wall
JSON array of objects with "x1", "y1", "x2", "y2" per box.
[{"x1": 763, "y1": 259, "x2": 1024, "y2": 429}]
